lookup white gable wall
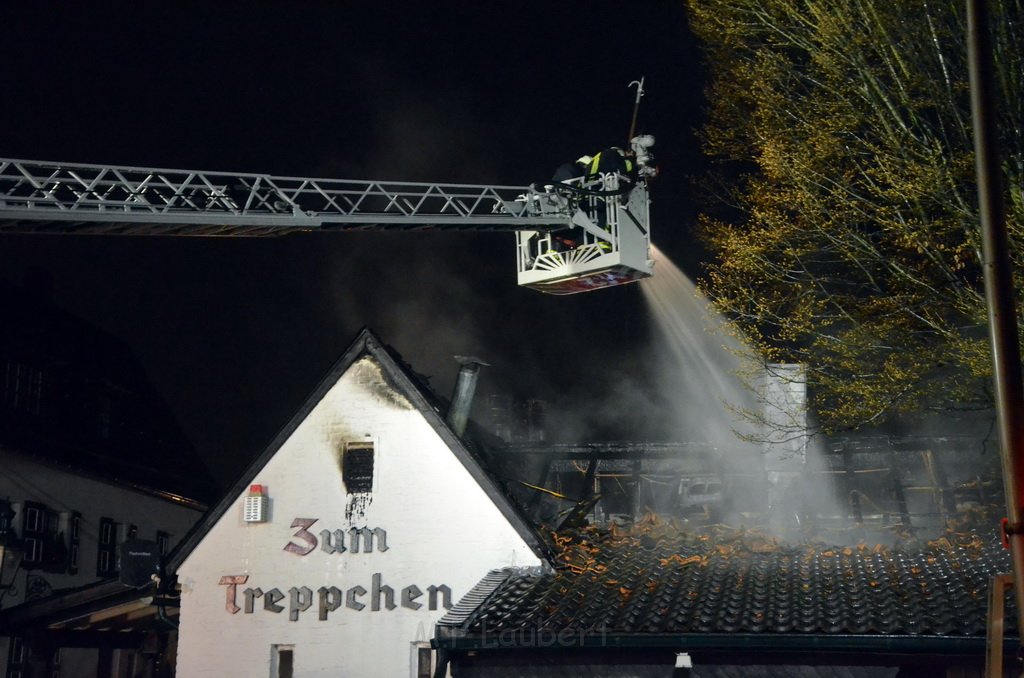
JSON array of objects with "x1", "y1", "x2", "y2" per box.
[{"x1": 176, "y1": 357, "x2": 542, "y2": 677}]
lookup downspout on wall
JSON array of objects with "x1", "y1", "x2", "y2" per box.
[{"x1": 447, "y1": 356, "x2": 488, "y2": 437}]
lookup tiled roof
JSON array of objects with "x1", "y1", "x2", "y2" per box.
[{"x1": 438, "y1": 520, "x2": 1014, "y2": 647}]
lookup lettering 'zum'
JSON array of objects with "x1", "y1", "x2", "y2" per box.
[{"x1": 283, "y1": 519, "x2": 388, "y2": 555}]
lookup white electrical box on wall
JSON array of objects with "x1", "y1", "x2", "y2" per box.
[{"x1": 243, "y1": 484, "x2": 268, "y2": 523}]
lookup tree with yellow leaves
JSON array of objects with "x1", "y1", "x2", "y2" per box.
[{"x1": 686, "y1": 0, "x2": 1023, "y2": 433}]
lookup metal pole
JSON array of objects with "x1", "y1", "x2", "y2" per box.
[
  {"x1": 627, "y1": 77, "x2": 645, "y2": 143},
  {"x1": 987, "y1": 573, "x2": 1014, "y2": 677},
  {"x1": 967, "y1": 0, "x2": 1024, "y2": 657}
]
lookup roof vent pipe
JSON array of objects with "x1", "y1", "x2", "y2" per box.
[{"x1": 447, "y1": 356, "x2": 488, "y2": 437}]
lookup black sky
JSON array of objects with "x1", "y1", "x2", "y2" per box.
[{"x1": 0, "y1": 1, "x2": 705, "y2": 487}]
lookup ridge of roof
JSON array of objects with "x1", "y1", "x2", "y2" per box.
[
  {"x1": 167, "y1": 327, "x2": 551, "y2": 572},
  {"x1": 1, "y1": 443, "x2": 209, "y2": 511}
]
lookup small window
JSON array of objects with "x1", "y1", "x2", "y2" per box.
[
  {"x1": 412, "y1": 642, "x2": 433, "y2": 678},
  {"x1": 4, "y1": 361, "x2": 44, "y2": 415},
  {"x1": 100, "y1": 519, "x2": 114, "y2": 545},
  {"x1": 156, "y1": 530, "x2": 170, "y2": 555},
  {"x1": 343, "y1": 442, "x2": 375, "y2": 494},
  {"x1": 24, "y1": 538, "x2": 43, "y2": 563},
  {"x1": 97, "y1": 517, "x2": 118, "y2": 577},
  {"x1": 7, "y1": 635, "x2": 26, "y2": 678},
  {"x1": 24, "y1": 506, "x2": 41, "y2": 532},
  {"x1": 68, "y1": 512, "x2": 81, "y2": 574},
  {"x1": 10, "y1": 635, "x2": 25, "y2": 663},
  {"x1": 21, "y1": 502, "x2": 59, "y2": 570},
  {"x1": 272, "y1": 645, "x2": 294, "y2": 678}
]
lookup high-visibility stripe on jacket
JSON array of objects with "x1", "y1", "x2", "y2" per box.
[{"x1": 587, "y1": 151, "x2": 633, "y2": 178}]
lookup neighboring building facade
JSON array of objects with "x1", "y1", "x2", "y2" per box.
[
  {"x1": 0, "y1": 450, "x2": 205, "y2": 677},
  {"x1": 169, "y1": 329, "x2": 547, "y2": 677},
  {"x1": 0, "y1": 275, "x2": 214, "y2": 677}
]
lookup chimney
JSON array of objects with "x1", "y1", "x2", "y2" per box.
[{"x1": 447, "y1": 356, "x2": 488, "y2": 437}]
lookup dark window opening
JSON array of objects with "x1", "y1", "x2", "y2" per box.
[
  {"x1": 275, "y1": 646, "x2": 294, "y2": 678},
  {"x1": 4, "y1": 361, "x2": 44, "y2": 415},
  {"x1": 156, "y1": 530, "x2": 169, "y2": 555},
  {"x1": 21, "y1": 501, "x2": 63, "y2": 572},
  {"x1": 97, "y1": 517, "x2": 118, "y2": 577},
  {"x1": 24, "y1": 506, "x2": 41, "y2": 533},
  {"x1": 68, "y1": 512, "x2": 81, "y2": 574},
  {"x1": 416, "y1": 645, "x2": 432, "y2": 678},
  {"x1": 99, "y1": 519, "x2": 114, "y2": 545},
  {"x1": 23, "y1": 537, "x2": 43, "y2": 564},
  {"x1": 8, "y1": 635, "x2": 25, "y2": 671},
  {"x1": 343, "y1": 443, "x2": 374, "y2": 494}
]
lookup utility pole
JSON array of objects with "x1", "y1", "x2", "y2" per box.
[{"x1": 967, "y1": 0, "x2": 1024, "y2": 665}]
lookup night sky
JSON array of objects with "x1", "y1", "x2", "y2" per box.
[{"x1": 0, "y1": 2, "x2": 705, "y2": 488}]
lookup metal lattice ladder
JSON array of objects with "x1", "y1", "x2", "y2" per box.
[{"x1": 0, "y1": 158, "x2": 577, "y2": 236}]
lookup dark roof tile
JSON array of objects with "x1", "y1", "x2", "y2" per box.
[{"x1": 440, "y1": 525, "x2": 1014, "y2": 643}]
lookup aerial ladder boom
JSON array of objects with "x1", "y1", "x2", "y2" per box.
[{"x1": 0, "y1": 156, "x2": 653, "y2": 294}]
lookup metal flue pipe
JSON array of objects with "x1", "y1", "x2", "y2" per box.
[
  {"x1": 967, "y1": 0, "x2": 1024, "y2": 647},
  {"x1": 447, "y1": 356, "x2": 488, "y2": 437}
]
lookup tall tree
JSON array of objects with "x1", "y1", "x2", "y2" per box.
[{"x1": 687, "y1": 0, "x2": 1024, "y2": 434}]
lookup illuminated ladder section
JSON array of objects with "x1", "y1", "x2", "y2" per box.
[
  {"x1": 0, "y1": 158, "x2": 576, "y2": 236},
  {"x1": 0, "y1": 157, "x2": 653, "y2": 294}
]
